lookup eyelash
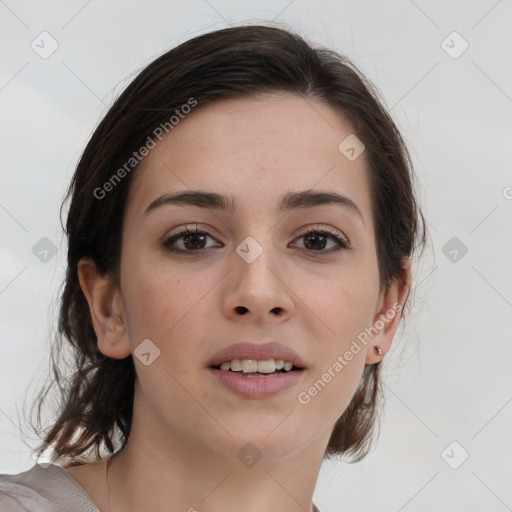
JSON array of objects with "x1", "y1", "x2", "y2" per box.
[{"x1": 162, "y1": 224, "x2": 350, "y2": 255}]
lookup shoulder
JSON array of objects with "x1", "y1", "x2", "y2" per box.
[{"x1": 0, "y1": 463, "x2": 100, "y2": 512}]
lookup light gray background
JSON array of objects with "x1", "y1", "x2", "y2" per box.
[{"x1": 1, "y1": 1, "x2": 511, "y2": 511}]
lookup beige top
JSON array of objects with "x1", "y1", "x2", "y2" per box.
[
  {"x1": 0, "y1": 463, "x2": 99, "y2": 511},
  {"x1": 0, "y1": 463, "x2": 326, "y2": 511}
]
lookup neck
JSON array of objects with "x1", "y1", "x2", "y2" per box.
[{"x1": 105, "y1": 391, "x2": 330, "y2": 512}]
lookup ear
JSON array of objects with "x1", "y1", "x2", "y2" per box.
[
  {"x1": 77, "y1": 257, "x2": 132, "y2": 359},
  {"x1": 365, "y1": 257, "x2": 411, "y2": 364}
]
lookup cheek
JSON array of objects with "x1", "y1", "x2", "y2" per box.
[
  {"x1": 298, "y1": 269, "x2": 377, "y2": 415},
  {"x1": 296, "y1": 320, "x2": 367, "y2": 427},
  {"x1": 314, "y1": 266, "x2": 379, "y2": 347},
  {"x1": 120, "y1": 251, "x2": 216, "y2": 353},
  {"x1": 298, "y1": 304, "x2": 369, "y2": 422}
]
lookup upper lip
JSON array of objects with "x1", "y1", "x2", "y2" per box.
[{"x1": 208, "y1": 342, "x2": 306, "y2": 369}]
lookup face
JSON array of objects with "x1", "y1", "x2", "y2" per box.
[{"x1": 101, "y1": 94, "x2": 399, "y2": 461}]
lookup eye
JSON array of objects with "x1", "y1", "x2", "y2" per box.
[
  {"x1": 162, "y1": 224, "x2": 220, "y2": 254},
  {"x1": 291, "y1": 225, "x2": 349, "y2": 253},
  {"x1": 162, "y1": 224, "x2": 350, "y2": 255}
]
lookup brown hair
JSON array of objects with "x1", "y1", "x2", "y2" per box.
[{"x1": 28, "y1": 23, "x2": 426, "y2": 465}]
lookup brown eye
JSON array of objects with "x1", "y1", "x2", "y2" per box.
[
  {"x1": 162, "y1": 224, "x2": 349, "y2": 256},
  {"x1": 162, "y1": 227, "x2": 219, "y2": 254},
  {"x1": 303, "y1": 233, "x2": 329, "y2": 251},
  {"x1": 292, "y1": 227, "x2": 349, "y2": 253}
]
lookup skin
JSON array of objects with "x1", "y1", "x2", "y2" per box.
[{"x1": 65, "y1": 93, "x2": 410, "y2": 512}]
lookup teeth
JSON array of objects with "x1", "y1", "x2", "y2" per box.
[
  {"x1": 257, "y1": 359, "x2": 275, "y2": 373},
  {"x1": 218, "y1": 358, "x2": 296, "y2": 373},
  {"x1": 242, "y1": 360, "x2": 258, "y2": 373},
  {"x1": 230, "y1": 359, "x2": 242, "y2": 371}
]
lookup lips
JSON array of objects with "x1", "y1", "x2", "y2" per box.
[
  {"x1": 208, "y1": 341, "x2": 306, "y2": 369},
  {"x1": 208, "y1": 366, "x2": 305, "y2": 398}
]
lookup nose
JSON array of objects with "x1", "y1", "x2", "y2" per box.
[{"x1": 222, "y1": 236, "x2": 295, "y2": 323}]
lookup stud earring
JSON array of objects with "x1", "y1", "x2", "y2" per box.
[{"x1": 375, "y1": 346, "x2": 383, "y2": 355}]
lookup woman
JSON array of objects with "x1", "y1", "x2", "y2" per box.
[{"x1": 0, "y1": 24, "x2": 425, "y2": 512}]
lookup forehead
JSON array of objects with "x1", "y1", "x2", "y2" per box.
[{"x1": 125, "y1": 94, "x2": 373, "y2": 226}]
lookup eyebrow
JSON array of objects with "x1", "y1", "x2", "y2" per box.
[{"x1": 144, "y1": 189, "x2": 364, "y2": 223}]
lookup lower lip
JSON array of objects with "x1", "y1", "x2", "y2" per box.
[{"x1": 208, "y1": 368, "x2": 305, "y2": 398}]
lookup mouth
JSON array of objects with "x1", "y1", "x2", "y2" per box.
[
  {"x1": 210, "y1": 358, "x2": 304, "y2": 377},
  {"x1": 208, "y1": 341, "x2": 307, "y2": 370},
  {"x1": 208, "y1": 358, "x2": 306, "y2": 398},
  {"x1": 207, "y1": 342, "x2": 307, "y2": 398}
]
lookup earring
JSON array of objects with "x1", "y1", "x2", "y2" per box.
[{"x1": 375, "y1": 346, "x2": 383, "y2": 355}]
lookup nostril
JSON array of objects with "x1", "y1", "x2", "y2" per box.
[{"x1": 235, "y1": 306, "x2": 248, "y2": 314}]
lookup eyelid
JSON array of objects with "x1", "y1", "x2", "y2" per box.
[
  {"x1": 161, "y1": 223, "x2": 222, "y2": 254},
  {"x1": 164, "y1": 223, "x2": 221, "y2": 241},
  {"x1": 296, "y1": 223, "x2": 350, "y2": 245},
  {"x1": 162, "y1": 222, "x2": 350, "y2": 254},
  {"x1": 164, "y1": 223, "x2": 348, "y2": 241}
]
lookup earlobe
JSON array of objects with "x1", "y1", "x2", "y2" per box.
[
  {"x1": 365, "y1": 257, "x2": 412, "y2": 364},
  {"x1": 77, "y1": 257, "x2": 132, "y2": 359}
]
